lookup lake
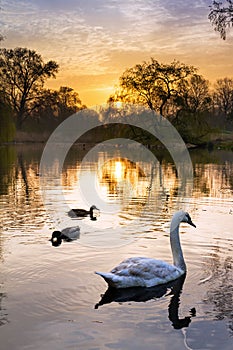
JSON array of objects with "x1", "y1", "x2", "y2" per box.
[{"x1": 0, "y1": 143, "x2": 232, "y2": 350}]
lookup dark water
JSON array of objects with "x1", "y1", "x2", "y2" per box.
[{"x1": 0, "y1": 144, "x2": 232, "y2": 350}]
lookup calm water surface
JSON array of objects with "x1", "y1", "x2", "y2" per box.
[{"x1": 0, "y1": 144, "x2": 232, "y2": 350}]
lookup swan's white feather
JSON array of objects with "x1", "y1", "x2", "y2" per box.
[{"x1": 96, "y1": 257, "x2": 184, "y2": 288}]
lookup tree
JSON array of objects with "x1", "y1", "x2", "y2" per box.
[
  {"x1": 175, "y1": 74, "x2": 211, "y2": 114},
  {"x1": 0, "y1": 93, "x2": 15, "y2": 142},
  {"x1": 29, "y1": 88, "x2": 59, "y2": 125},
  {"x1": 31, "y1": 86, "x2": 86, "y2": 124},
  {"x1": 109, "y1": 58, "x2": 196, "y2": 117},
  {"x1": 213, "y1": 77, "x2": 233, "y2": 118},
  {"x1": 170, "y1": 75, "x2": 212, "y2": 144},
  {"x1": 0, "y1": 47, "x2": 59, "y2": 129},
  {"x1": 55, "y1": 86, "x2": 85, "y2": 119},
  {"x1": 209, "y1": 0, "x2": 233, "y2": 39}
]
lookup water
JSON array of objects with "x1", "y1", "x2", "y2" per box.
[{"x1": 0, "y1": 144, "x2": 232, "y2": 350}]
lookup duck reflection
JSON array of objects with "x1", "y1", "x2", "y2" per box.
[{"x1": 95, "y1": 274, "x2": 196, "y2": 330}]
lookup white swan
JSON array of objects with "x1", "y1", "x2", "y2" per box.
[{"x1": 95, "y1": 210, "x2": 196, "y2": 288}]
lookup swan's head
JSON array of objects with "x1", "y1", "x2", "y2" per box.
[
  {"x1": 171, "y1": 210, "x2": 196, "y2": 232},
  {"x1": 49, "y1": 231, "x2": 62, "y2": 246},
  {"x1": 180, "y1": 211, "x2": 196, "y2": 227}
]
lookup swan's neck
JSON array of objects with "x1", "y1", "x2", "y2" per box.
[{"x1": 170, "y1": 220, "x2": 186, "y2": 272}]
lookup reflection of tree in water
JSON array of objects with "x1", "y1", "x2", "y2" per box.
[
  {"x1": 0, "y1": 145, "x2": 47, "y2": 230},
  {"x1": 100, "y1": 157, "x2": 146, "y2": 196},
  {"x1": 0, "y1": 292, "x2": 8, "y2": 327},
  {"x1": 0, "y1": 146, "x2": 16, "y2": 197},
  {"x1": 95, "y1": 274, "x2": 196, "y2": 330},
  {"x1": 0, "y1": 228, "x2": 8, "y2": 327},
  {"x1": 202, "y1": 247, "x2": 233, "y2": 335},
  {"x1": 193, "y1": 162, "x2": 233, "y2": 198}
]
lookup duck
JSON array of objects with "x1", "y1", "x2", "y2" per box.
[
  {"x1": 95, "y1": 210, "x2": 196, "y2": 288},
  {"x1": 68, "y1": 205, "x2": 100, "y2": 221},
  {"x1": 49, "y1": 226, "x2": 80, "y2": 246}
]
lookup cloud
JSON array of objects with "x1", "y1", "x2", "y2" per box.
[
  {"x1": 1, "y1": 0, "x2": 233, "y2": 105},
  {"x1": 1, "y1": 0, "x2": 213, "y2": 69}
]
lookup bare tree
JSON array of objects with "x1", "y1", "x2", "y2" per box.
[
  {"x1": 209, "y1": 0, "x2": 233, "y2": 39},
  {"x1": 177, "y1": 74, "x2": 211, "y2": 114},
  {"x1": 213, "y1": 77, "x2": 233, "y2": 117}
]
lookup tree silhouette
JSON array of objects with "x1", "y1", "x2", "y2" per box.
[
  {"x1": 176, "y1": 74, "x2": 211, "y2": 114},
  {"x1": 0, "y1": 47, "x2": 59, "y2": 129},
  {"x1": 30, "y1": 86, "x2": 86, "y2": 126},
  {"x1": 209, "y1": 0, "x2": 233, "y2": 39},
  {"x1": 213, "y1": 77, "x2": 233, "y2": 118},
  {"x1": 109, "y1": 58, "x2": 196, "y2": 117}
]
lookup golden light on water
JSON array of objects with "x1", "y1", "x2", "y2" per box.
[
  {"x1": 101, "y1": 158, "x2": 145, "y2": 182},
  {"x1": 98, "y1": 157, "x2": 147, "y2": 199},
  {"x1": 114, "y1": 161, "x2": 124, "y2": 180}
]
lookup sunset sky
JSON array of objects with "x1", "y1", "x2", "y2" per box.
[{"x1": 1, "y1": 0, "x2": 233, "y2": 106}]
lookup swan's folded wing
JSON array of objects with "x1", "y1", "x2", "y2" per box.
[
  {"x1": 111, "y1": 257, "x2": 181, "y2": 280},
  {"x1": 96, "y1": 257, "x2": 184, "y2": 288}
]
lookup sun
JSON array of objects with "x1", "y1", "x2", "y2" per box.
[{"x1": 115, "y1": 101, "x2": 123, "y2": 109}]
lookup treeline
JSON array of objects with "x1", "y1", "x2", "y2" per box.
[
  {"x1": 0, "y1": 47, "x2": 86, "y2": 142},
  {"x1": 0, "y1": 47, "x2": 233, "y2": 144},
  {"x1": 109, "y1": 58, "x2": 233, "y2": 143}
]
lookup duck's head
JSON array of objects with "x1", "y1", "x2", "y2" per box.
[
  {"x1": 90, "y1": 205, "x2": 100, "y2": 220},
  {"x1": 90, "y1": 205, "x2": 98, "y2": 211},
  {"x1": 49, "y1": 231, "x2": 62, "y2": 246}
]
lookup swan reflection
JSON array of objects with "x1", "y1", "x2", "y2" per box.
[{"x1": 95, "y1": 274, "x2": 196, "y2": 330}]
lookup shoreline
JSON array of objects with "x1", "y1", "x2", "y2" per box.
[{"x1": 1, "y1": 129, "x2": 233, "y2": 151}]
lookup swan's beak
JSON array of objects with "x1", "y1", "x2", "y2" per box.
[{"x1": 188, "y1": 219, "x2": 196, "y2": 228}]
